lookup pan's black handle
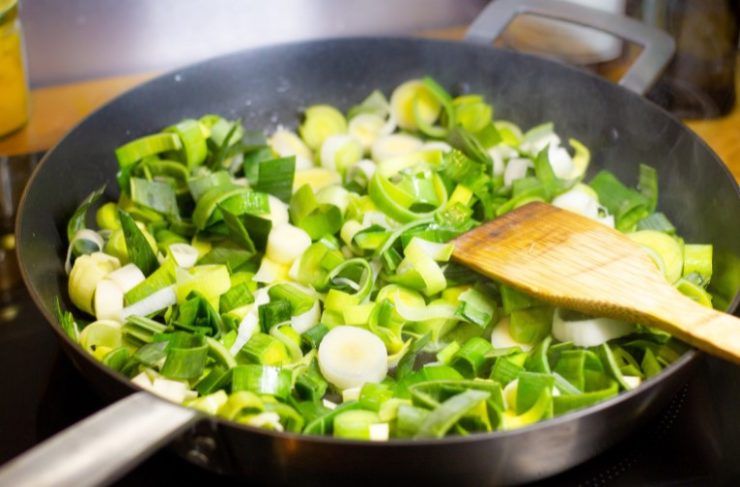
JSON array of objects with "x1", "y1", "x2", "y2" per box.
[
  {"x1": 0, "y1": 391, "x2": 199, "y2": 487},
  {"x1": 464, "y1": 0, "x2": 675, "y2": 95}
]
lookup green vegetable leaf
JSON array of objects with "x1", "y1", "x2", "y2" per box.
[
  {"x1": 67, "y1": 185, "x2": 105, "y2": 241},
  {"x1": 256, "y1": 156, "x2": 296, "y2": 203},
  {"x1": 118, "y1": 209, "x2": 158, "y2": 275},
  {"x1": 221, "y1": 206, "x2": 257, "y2": 254}
]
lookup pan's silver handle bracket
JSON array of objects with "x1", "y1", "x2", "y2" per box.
[
  {"x1": 464, "y1": 0, "x2": 675, "y2": 95},
  {"x1": 0, "y1": 391, "x2": 200, "y2": 487}
]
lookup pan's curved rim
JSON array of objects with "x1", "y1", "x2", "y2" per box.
[{"x1": 15, "y1": 35, "x2": 738, "y2": 449}]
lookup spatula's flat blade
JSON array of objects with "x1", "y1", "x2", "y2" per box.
[
  {"x1": 453, "y1": 202, "x2": 740, "y2": 364},
  {"x1": 452, "y1": 202, "x2": 671, "y2": 322}
]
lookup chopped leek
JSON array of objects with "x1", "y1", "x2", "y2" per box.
[
  {"x1": 60, "y1": 78, "x2": 711, "y2": 440},
  {"x1": 299, "y1": 105, "x2": 347, "y2": 150}
]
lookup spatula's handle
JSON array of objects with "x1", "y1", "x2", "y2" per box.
[{"x1": 649, "y1": 290, "x2": 740, "y2": 364}]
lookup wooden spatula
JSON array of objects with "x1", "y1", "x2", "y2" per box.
[{"x1": 453, "y1": 202, "x2": 740, "y2": 364}]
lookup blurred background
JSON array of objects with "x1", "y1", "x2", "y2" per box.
[{"x1": 20, "y1": 0, "x2": 487, "y2": 86}]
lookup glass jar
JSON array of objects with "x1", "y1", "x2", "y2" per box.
[{"x1": 0, "y1": 0, "x2": 29, "y2": 137}]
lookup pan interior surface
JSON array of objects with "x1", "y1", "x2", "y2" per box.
[{"x1": 15, "y1": 38, "x2": 740, "y2": 484}]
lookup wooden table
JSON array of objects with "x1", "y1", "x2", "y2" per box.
[{"x1": 1, "y1": 45, "x2": 738, "y2": 183}]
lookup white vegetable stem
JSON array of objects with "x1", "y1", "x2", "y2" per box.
[
  {"x1": 268, "y1": 128, "x2": 314, "y2": 170},
  {"x1": 230, "y1": 288, "x2": 271, "y2": 355},
  {"x1": 266, "y1": 223, "x2": 312, "y2": 265},
  {"x1": 371, "y1": 134, "x2": 422, "y2": 162},
  {"x1": 491, "y1": 317, "x2": 532, "y2": 352},
  {"x1": 503, "y1": 158, "x2": 533, "y2": 188},
  {"x1": 551, "y1": 308, "x2": 635, "y2": 347},
  {"x1": 319, "y1": 326, "x2": 388, "y2": 390},
  {"x1": 266, "y1": 195, "x2": 290, "y2": 225},
  {"x1": 291, "y1": 300, "x2": 321, "y2": 334},
  {"x1": 348, "y1": 113, "x2": 394, "y2": 151},
  {"x1": 168, "y1": 243, "x2": 199, "y2": 269},
  {"x1": 106, "y1": 264, "x2": 145, "y2": 293},
  {"x1": 68, "y1": 252, "x2": 121, "y2": 315},
  {"x1": 120, "y1": 285, "x2": 177, "y2": 321},
  {"x1": 94, "y1": 279, "x2": 124, "y2": 322}
]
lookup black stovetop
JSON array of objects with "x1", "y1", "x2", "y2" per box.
[{"x1": 1, "y1": 287, "x2": 739, "y2": 486}]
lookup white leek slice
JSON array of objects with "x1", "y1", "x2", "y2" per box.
[
  {"x1": 491, "y1": 317, "x2": 532, "y2": 352},
  {"x1": 291, "y1": 300, "x2": 321, "y2": 334},
  {"x1": 187, "y1": 390, "x2": 229, "y2": 415},
  {"x1": 520, "y1": 123, "x2": 561, "y2": 155},
  {"x1": 293, "y1": 167, "x2": 341, "y2": 193},
  {"x1": 318, "y1": 326, "x2": 388, "y2": 390},
  {"x1": 349, "y1": 113, "x2": 394, "y2": 151},
  {"x1": 227, "y1": 318, "x2": 257, "y2": 356},
  {"x1": 65, "y1": 229, "x2": 105, "y2": 273},
  {"x1": 342, "y1": 387, "x2": 362, "y2": 402},
  {"x1": 422, "y1": 141, "x2": 452, "y2": 153},
  {"x1": 322, "y1": 399, "x2": 338, "y2": 410},
  {"x1": 320, "y1": 134, "x2": 363, "y2": 173},
  {"x1": 623, "y1": 376, "x2": 642, "y2": 390},
  {"x1": 566, "y1": 138, "x2": 590, "y2": 179},
  {"x1": 269, "y1": 127, "x2": 314, "y2": 170},
  {"x1": 266, "y1": 223, "x2": 312, "y2": 265},
  {"x1": 488, "y1": 144, "x2": 518, "y2": 178},
  {"x1": 68, "y1": 252, "x2": 121, "y2": 315},
  {"x1": 169, "y1": 243, "x2": 199, "y2": 269},
  {"x1": 377, "y1": 148, "x2": 443, "y2": 178},
  {"x1": 266, "y1": 195, "x2": 290, "y2": 225},
  {"x1": 106, "y1": 263, "x2": 145, "y2": 293},
  {"x1": 395, "y1": 299, "x2": 457, "y2": 322},
  {"x1": 548, "y1": 144, "x2": 574, "y2": 179},
  {"x1": 245, "y1": 412, "x2": 284, "y2": 432},
  {"x1": 503, "y1": 158, "x2": 533, "y2": 188},
  {"x1": 369, "y1": 423, "x2": 390, "y2": 441},
  {"x1": 371, "y1": 134, "x2": 423, "y2": 162},
  {"x1": 138, "y1": 376, "x2": 195, "y2": 404},
  {"x1": 94, "y1": 279, "x2": 124, "y2": 322},
  {"x1": 552, "y1": 184, "x2": 615, "y2": 228},
  {"x1": 230, "y1": 288, "x2": 271, "y2": 355},
  {"x1": 551, "y1": 308, "x2": 635, "y2": 347},
  {"x1": 254, "y1": 257, "x2": 290, "y2": 284},
  {"x1": 390, "y1": 79, "x2": 441, "y2": 131},
  {"x1": 552, "y1": 185, "x2": 599, "y2": 219},
  {"x1": 131, "y1": 372, "x2": 153, "y2": 390},
  {"x1": 120, "y1": 285, "x2": 177, "y2": 320}
]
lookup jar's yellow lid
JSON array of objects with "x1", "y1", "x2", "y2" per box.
[{"x1": 0, "y1": 0, "x2": 18, "y2": 25}]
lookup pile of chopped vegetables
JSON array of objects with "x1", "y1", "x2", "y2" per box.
[{"x1": 59, "y1": 77, "x2": 716, "y2": 440}]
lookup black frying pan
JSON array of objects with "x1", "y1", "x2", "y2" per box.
[{"x1": 4, "y1": 1, "x2": 740, "y2": 485}]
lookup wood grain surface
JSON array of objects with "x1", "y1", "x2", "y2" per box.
[{"x1": 453, "y1": 202, "x2": 740, "y2": 364}]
